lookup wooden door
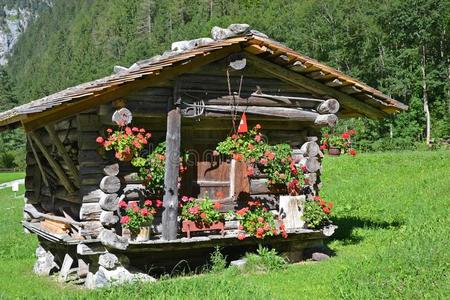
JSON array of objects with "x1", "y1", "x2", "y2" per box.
[{"x1": 182, "y1": 157, "x2": 249, "y2": 202}]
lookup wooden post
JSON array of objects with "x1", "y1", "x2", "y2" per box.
[{"x1": 162, "y1": 90, "x2": 181, "y2": 241}]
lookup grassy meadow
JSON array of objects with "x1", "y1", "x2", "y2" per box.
[
  {"x1": 0, "y1": 151, "x2": 449, "y2": 299},
  {"x1": 0, "y1": 172, "x2": 25, "y2": 184}
]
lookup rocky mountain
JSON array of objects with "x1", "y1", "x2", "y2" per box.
[{"x1": 0, "y1": 0, "x2": 51, "y2": 65}]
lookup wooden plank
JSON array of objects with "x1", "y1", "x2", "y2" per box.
[
  {"x1": 232, "y1": 159, "x2": 250, "y2": 198},
  {"x1": 45, "y1": 123, "x2": 80, "y2": 187},
  {"x1": 162, "y1": 89, "x2": 182, "y2": 241},
  {"x1": 41, "y1": 220, "x2": 68, "y2": 234},
  {"x1": 243, "y1": 53, "x2": 387, "y2": 119},
  {"x1": 58, "y1": 254, "x2": 74, "y2": 282},
  {"x1": 29, "y1": 131, "x2": 75, "y2": 193},
  {"x1": 24, "y1": 204, "x2": 83, "y2": 226}
]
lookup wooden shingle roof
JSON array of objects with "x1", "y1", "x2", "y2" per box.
[{"x1": 0, "y1": 33, "x2": 407, "y2": 131}]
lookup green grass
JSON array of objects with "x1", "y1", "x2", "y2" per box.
[
  {"x1": 0, "y1": 172, "x2": 25, "y2": 184},
  {"x1": 0, "y1": 151, "x2": 449, "y2": 299}
]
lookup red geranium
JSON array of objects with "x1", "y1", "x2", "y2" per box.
[
  {"x1": 119, "y1": 200, "x2": 156, "y2": 233},
  {"x1": 141, "y1": 208, "x2": 149, "y2": 217},
  {"x1": 237, "y1": 233, "x2": 246, "y2": 240},
  {"x1": 120, "y1": 216, "x2": 130, "y2": 224},
  {"x1": 181, "y1": 195, "x2": 223, "y2": 225},
  {"x1": 97, "y1": 126, "x2": 152, "y2": 161}
]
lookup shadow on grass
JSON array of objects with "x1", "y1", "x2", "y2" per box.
[{"x1": 330, "y1": 216, "x2": 403, "y2": 246}]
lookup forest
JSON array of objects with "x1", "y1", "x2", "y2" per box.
[{"x1": 0, "y1": 0, "x2": 449, "y2": 168}]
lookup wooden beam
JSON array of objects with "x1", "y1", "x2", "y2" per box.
[
  {"x1": 21, "y1": 44, "x2": 243, "y2": 132},
  {"x1": 325, "y1": 78, "x2": 343, "y2": 87},
  {"x1": 340, "y1": 85, "x2": 363, "y2": 94},
  {"x1": 203, "y1": 95, "x2": 323, "y2": 109},
  {"x1": 193, "y1": 105, "x2": 338, "y2": 127},
  {"x1": 243, "y1": 53, "x2": 387, "y2": 119},
  {"x1": 162, "y1": 87, "x2": 182, "y2": 241},
  {"x1": 288, "y1": 60, "x2": 307, "y2": 72},
  {"x1": 29, "y1": 131, "x2": 76, "y2": 193},
  {"x1": 27, "y1": 135, "x2": 49, "y2": 188},
  {"x1": 307, "y1": 71, "x2": 327, "y2": 80},
  {"x1": 45, "y1": 123, "x2": 80, "y2": 187},
  {"x1": 244, "y1": 44, "x2": 268, "y2": 55}
]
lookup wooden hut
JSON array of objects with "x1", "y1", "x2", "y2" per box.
[{"x1": 0, "y1": 24, "x2": 406, "y2": 286}]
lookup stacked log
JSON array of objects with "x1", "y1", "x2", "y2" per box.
[
  {"x1": 296, "y1": 137, "x2": 323, "y2": 198},
  {"x1": 77, "y1": 109, "x2": 109, "y2": 238}
]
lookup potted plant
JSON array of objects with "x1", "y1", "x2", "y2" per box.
[
  {"x1": 132, "y1": 142, "x2": 187, "y2": 197},
  {"x1": 234, "y1": 200, "x2": 288, "y2": 240},
  {"x1": 216, "y1": 124, "x2": 305, "y2": 195},
  {"x1": 96, "y1": 126, "x2": 151, "y2": 161},
  {"x1": 180, "y1": 195, "x2": 224, "y2": 238},
  {"x1": 302, "y1": 196, "x2": 333, "y2": 229},
  {"x1": 320, "y1": 130, "x2": 357, "y2": 156},
  {"x1": 119, "y1": 199, "x2": 156, "y2": 241}
]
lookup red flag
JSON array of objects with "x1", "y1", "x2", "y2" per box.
[{"x1": 237, "y1": 112, "x2": 248, "y2": 133}]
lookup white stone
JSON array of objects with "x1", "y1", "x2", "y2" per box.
[
  {"x1": 322, "y1": 224, "x2": 337, "y2": 237},
  {"x1": 230, "y1": 258, "x2": 247, "y2": 268},
  {"x1": 33, "y1": 248, "x2": 58, "y2": 276},
  {"x1": 250, "y1": 29, "x2": 268, "y2": 38},
  {"x1": 228, "y1": 23, "x2": 250, "y2": 34},
  {"x1": 99, "y1": 229, "x2": 129, "y2": 250},
  {"x1": 211, "y1": 26, "x2": 235, "y2": 40},
  {"x1": 97, "y1": 266, "x2": 156, "y2": 286},
  {"x1": 84, "y1": 272, "x2": 96, "y2": 289},
  {"x1": 99, "y1": 253, "x2": 119, "y2": 269},
  {"x1": 100, "y1": 211, "x2": 119, "y2": 226},
  {"x1": 113, "y1": 66, "x2": 128, "y2": 74},
  {"x1": 312, "y1": 252, "x2": 330, "y2": 261}
]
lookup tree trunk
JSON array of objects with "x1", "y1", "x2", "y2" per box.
[
  {"x1": 447, "y1": 58, "x2": 450, "y2": 116},
  {"x1": 421, "y1": 45, "x2": 431, "y2": 146}
]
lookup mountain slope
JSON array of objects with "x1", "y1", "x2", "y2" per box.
[
  {"x1": 0, "y1": 0, "x2": 51, "y2": 65},
  {"x1": 3, "y1": 0, "x2": 450, "y2": 145}
]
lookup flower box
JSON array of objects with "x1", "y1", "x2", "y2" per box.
[
  {"x1": 181, "y1": 220, "x2": 225, "y2": 239},
  {"x1": 122, "y1": 225, "x2": 152, "y2": 242},
  {"x1": 328, "y1": 147, "x2": 341, "y2": 156}
]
